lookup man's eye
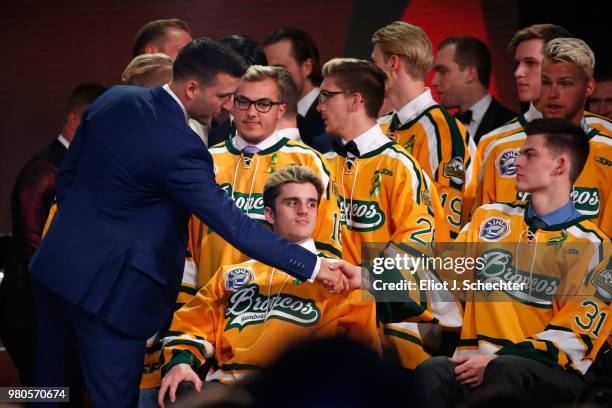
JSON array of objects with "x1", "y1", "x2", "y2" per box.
[{"x1": 256, "y1": 101, "x2": 272, "y2": 109}]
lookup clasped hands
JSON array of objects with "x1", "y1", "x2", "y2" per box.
[{"x1": 316, "y1": 260, "x2": 362, "y2": 293}]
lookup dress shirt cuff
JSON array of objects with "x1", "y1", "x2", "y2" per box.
[{"x1": 308, "y1": 257, "x2": 322, "y2": 282}]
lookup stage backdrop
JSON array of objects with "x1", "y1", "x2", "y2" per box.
[{"x1": 0, "y1": 0, "x2": 520, "y2": 233}]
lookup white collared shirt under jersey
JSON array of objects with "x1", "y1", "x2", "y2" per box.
[
  {"x1": 395, "y1": 88, "x2": 437, "y2": 125},
  {"x1": 464, "y1": 93, "x2": 492, "y2": 136},
  {"x1": 297, "y1": 87, "x2": 320, "y2": 117},
  {"x1": 346, "y1": 124, "x2": 390, "y2": 157},
  {"x1": 276, "y1": 127, "x2": 302, "y2": 142},
  {"x1": 232, "y1": 131, "x2": 286, "y2": 152},
  {"x1": 57, "y1": 134, "x2": 69, "y2": 149}
]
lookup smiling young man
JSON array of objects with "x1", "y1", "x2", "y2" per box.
[
  {"x1": 415, "y1": 118, "x2": 611, "y2": 407},
  {"x1": 473, "y1": 38, "x2": 612, "y2": 237},
  {"x1": 158, "y1": 166, "x2": 378, "y2": 406}
]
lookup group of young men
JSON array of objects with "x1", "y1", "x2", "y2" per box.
[{"x1": 7, "y1": 15, "x2": 612, "y2": 408}]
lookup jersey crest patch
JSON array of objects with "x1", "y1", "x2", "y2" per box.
[
  {"x1": 443, "y1": 157, "x2": 465, "y2": 185},
  {"x1": 497, "y1": 149, "x2": 519, "y2": 178},
  {"x1": 223, "y1": 267, "x2": 255, "y2": 292},
  {"x1": 592, "y1": 269, "x2": 612, "y2": 302},
  {"x1": 479, "y1": 217, "x2": 510, "y2": 241}
]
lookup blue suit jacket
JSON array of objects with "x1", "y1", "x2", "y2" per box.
[{"x1": 30, "y1": 85, "x2": 317, "y2": 339}]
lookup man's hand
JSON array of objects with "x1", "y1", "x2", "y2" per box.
[
  {"x1": 449, "y1": 354, "x2": 497, "y2": 388},
  {"x1": 334, "y1": 261, "x2": 363, "y2": 290},
  {"x1": 317, "y1": 260, "x2": 349, "y2": 293},
  {"x1": 158, "y1": 363, "x2": 202, "y2": 408}
]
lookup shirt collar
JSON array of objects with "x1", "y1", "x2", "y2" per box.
[
  {"x1": 348, "y1": 124, "x2": 390, "y2": 156},
  {"x1": 524, "y1": 102, "x2": 543, "y2": 123},
  {"x1": 163, "y1": 84, "x2": 189, "y2": 123},
  {"x1": 297, "y1": 87, "x2": 320, "y2": 117},
  {"x1": 298, "y1": 238, "x2": 317, "y2": 254},
  {"x1": 232, "y1": 131, "x2": 285, "y2": 152},
  {"x1": 276, "y1": 127, "x2": 301, "y2": 141},
  {"x1": 467, "y1": 93, "x2": 492, "y2": 124},
  {"x1": 57, "y1": 134, "x2": 69, "y2": 149},
  {"x1": 395, "y1": 88, "x2": 437, "y2": 125},
  {"x1": 527, "y1": 200, "x2": 582, "y2": 226}
]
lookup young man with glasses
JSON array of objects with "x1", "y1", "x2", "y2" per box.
[
  {"x1": 319, "y1": 58, "x2": 462, "y2": 370},
  {"x1": 188, "y1": 65, "x2": 342, "y2": 289},
  {"x1": 371, "y1": 21, "x2": 474, "y2": 240}
]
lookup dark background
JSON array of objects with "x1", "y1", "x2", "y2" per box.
[{"x1": 0, "y1": 0, "x2": 606, "y2": 234}]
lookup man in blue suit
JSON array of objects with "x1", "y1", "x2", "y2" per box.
[{"x1": 29, "y1": 38, "x2": 347, "y2": 407}]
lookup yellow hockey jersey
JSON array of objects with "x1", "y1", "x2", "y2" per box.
[
  {"x1": 474, "y1": 126, "x2": 612, "y2": 237},
  {"x1": 453, "y1": 201, "x2": 611, "y2": 374},
  {"x1": 327, "y1": 125, "x2": 461, "y2": 369},
  {"x1": 466, "y1": 106, "x2": 612, "y2": 222},
  {"x1": 189, "y1": 136, "x2": 342, "y2": 287},
  {"x1": 159, "y1": 240, "x2": 379, "y2": 384},
  {"x1": 378, "y1": 91, "x2": 473, "y2": 239}
]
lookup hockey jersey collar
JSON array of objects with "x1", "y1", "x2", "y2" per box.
[
  {"x1": 226, "y1": 132, "x2": 289, "y2": 156},
  {"x1": 523, "y1": 200, "x2": 590, "y2": 232},
  {"x1": 395, "y1": 88, "x2": 437, "y2": 125},
  {"x1": 350, "y1": 124, "x2": 394, "y2": 158}
]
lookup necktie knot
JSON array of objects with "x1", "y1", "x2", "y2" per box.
[
  {"x1": 241, "y1": 145, "x2": 261, "y2": 155},
  {"x1": 389, "y1": 113, "x2": 401, "y2": 132},
  {"x1": 455, "y1": 110, "x2": 473, "y2": 125},
  {"x1": 332, "y1": 140, "x2": 360, "y2": 158},
  {"x1": 531, "y1": 216, "x2": 547, "y2": 230}
]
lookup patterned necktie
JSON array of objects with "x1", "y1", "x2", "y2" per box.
[
  {"x1": 241, "y1": 145, "x2": 261, "y2": 155},
  {"x1": 455, "y1": 110, "x2": 473, "y2": 125},
  {"x1": 332, "y1": 140, "x2": 360, "y2": 158},
  {"x1": 389, "y1": 113, "x2": 401, "y2": 132}
]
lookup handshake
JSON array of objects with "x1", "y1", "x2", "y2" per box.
[{"x1": 316, "y1": 260, "x2": 363, "y2": 293}]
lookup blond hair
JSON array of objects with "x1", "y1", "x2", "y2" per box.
[
  {"x1": 121, "y1": 53, "x2": 173, "y2": 87},
  {"x1": 241, "y1": 65, "x2": 295, "y2": 102},
  {"x1": 263, "y1": 165, "x2": 324, "y2": 211},
  {"x1": 371, "y1": 21, "x2": 433, "y2": 80},
  {"x1": 543, "y1": 38, "x2": 595, "y2": 80}
]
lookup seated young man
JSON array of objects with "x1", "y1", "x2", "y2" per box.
[
  {"x1": 414, "y1": 118, "x2": 611, "y2": 407},
  {"x1": 158, "y1": 165, "x2": 379, "y2": 405}
]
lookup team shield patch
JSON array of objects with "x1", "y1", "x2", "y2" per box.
[
  {"x1": 223, "y1": 267, "x2": 255, "y2": 291},
  {"x1": 479, "y1": 217, "x2": 510, "y2": 241},
  {"x1": 443, "y1": 157, "x2": 465, "y2": 185},
  {"x1": 592, "y1": 269, "x2": 612, "y2": 302},
  {"x1": 496, "y1": 149, "x2": 519, "y2": 178}
]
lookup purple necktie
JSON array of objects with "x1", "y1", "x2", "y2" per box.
[{"x1": 242, "y1": 146, "x2": 261, "y2": 154}]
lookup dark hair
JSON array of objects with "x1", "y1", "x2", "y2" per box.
[
  {"x1": 439, "y1": 36, "x2": 491, "y2": 88},
  {"x1": 263, "y1": 27, "x2": 322, "y2": 86},
  {"x1": 321, "y1": 58, "x2": 387, "y2": 118},
  {"x1": 173, "y1": 37, "x2": 247, "y2": 85},
  {"x1": 524, "y1": 118, "x2": 589, "y2": 184},
  {"x1": 65, "y1": 83, "x2": 106, "y2": 115},
  {"x1": 132, "y1": 18, "x2": 191, "y2": 58},
  {"x1": 508, "y1": 24, "x2": 572, "y2": 54},
  {"x1": 221, "y1": 34, "x2": 268, "y2": 66}
]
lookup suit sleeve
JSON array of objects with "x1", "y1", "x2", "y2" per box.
[
  {"x1": 164, "y1": 146, "x2": 317, "y2": 281},
  {"x1": 56, "y1": 123, "x2": 85, "y2": 204}
]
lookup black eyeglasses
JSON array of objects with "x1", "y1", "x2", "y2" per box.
[
  {"x1": 318, "y1": 90, "x2": 354, "y2": 104},
  {"x1": 234, "y1": 96, "x2": 282, "y2": 113}
]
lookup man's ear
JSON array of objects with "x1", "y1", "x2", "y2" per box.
[
  {"x1": 264, "y1": 206, "x2": 275, "y2": 226},
  {"x1": 143, "y1": 43, "x2": 159, "y2": 54},
  {"x1": 389, "y1": 54, "x2": 401, "y2": 74},
  {"x1": 277, "y1": 103, "x2": 287, "y2": 120},
  {"x1": 465, "y1": 65, "x2": 478, "y2": 84},
  {"x1": 184, "y1": 80, "x2": 201, "y2": 102},
  {"x1": 301, "y1": 58, "x2": 313, "y2": 79},
  {"x1": 585, "y1": 78, "x2": 595, "y2": 98},
  {"x1": 555, "y1": 154, "x2": 570, "y2": 177},
  {"x1": 350, "y1": 92, "x2": 364, "y2": 113},
  {"x1": 66, "y1": 111, "x2": 81, "y2": 132}
]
